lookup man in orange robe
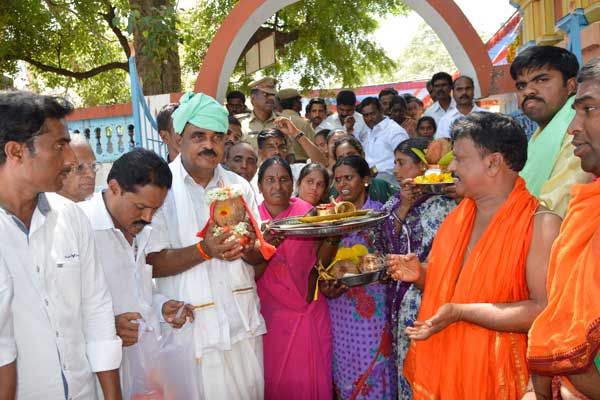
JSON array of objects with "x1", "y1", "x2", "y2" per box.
[
  {"x1": 527, "y1": 57, "x2": 600, "y2": 399},
  {"x1": 386, "y1": 112, "x2": 562, "y2": 399}
]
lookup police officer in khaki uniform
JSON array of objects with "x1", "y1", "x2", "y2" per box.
[
  {"x1": 237, "y1": 77, "x2": 281, "y2": 151},
  {"x1": 277, "y1": 88, "x2": 315, "y2": 163}
]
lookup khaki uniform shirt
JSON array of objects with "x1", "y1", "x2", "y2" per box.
[{"x1": 237, "y1": 111, "x2": 280, "y2": 151}]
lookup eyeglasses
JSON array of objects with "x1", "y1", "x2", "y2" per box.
[{"x1": 75, "y1": 162, "x2": 100, "y2": 175}]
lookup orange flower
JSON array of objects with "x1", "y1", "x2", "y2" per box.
[{"x1": 215, "y1": 203, "x2": 231, "y2": 218}]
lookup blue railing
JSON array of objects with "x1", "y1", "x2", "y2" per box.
[
  {"x1": 68, "y1": 116, "x2": 136, "y2": 163},
  {"x1": 67, "y1": 55, "x2": 168, "y2": 163},
  {"x1": 129, "y1": 56, "x2": 167, "y2": 160}
]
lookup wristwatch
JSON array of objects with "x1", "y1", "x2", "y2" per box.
[{"x1": 294, "y1": 131, "x2": 305, "y2": 142}]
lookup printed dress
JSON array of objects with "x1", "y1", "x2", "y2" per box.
[{"x1": 327, "y1": 197, "x2": 391, "y2": 400}]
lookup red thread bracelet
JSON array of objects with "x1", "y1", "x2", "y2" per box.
[{"x1": 196, "y1": 241, "x2": 212, "y2": 260}]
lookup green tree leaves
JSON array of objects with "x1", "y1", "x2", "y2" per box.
[{"x1": 1, "y1": 0, "x2": 409, "y2": 105}]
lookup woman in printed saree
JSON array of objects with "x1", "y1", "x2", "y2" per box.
[
  {"x1": 319, "y1": 155, "x2": 391, "y2": 400},
  {"x1": 328, "y1": 134, "x2": 399, "y2": 204},
  {"x1": 377, "y1": 137, "x2": 456, "y2": 399},
  {"x1": 256, "y1": 156, "x2": 338, "y2": 400}
]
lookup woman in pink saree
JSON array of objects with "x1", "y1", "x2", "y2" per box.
[{"x1": 256, "y1": 157, "x2": 338, "y2": 400}]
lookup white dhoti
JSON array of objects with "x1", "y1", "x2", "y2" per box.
[{"x1": 196, "y1": 336, "x2": 264, "y2": 400}]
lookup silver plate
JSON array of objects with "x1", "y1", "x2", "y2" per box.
[
  {"x1": 414, "y1": 181, "x2": 455, "y2": 195},
  {"x1": 326, "y1": 269, "x2": 386, "y2": 287},
  {"x1": 269, "y1": 211, "x2": 389, "y2": 237}
]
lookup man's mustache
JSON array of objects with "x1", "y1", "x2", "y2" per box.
[
  {"x1": 133, "y1": 220, "x2": 149, "y2": 227},
  {"x1": 522, "y1": 95, "x2": 544, "y2": 108},
  {"x1": 198, "y1": 149, "x2": 217, "y2": 157}
]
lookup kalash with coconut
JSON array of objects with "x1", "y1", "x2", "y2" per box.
[
  {"x1": 197, "y1": 184, "x2": 276, "y2": 260},
  {"x1": 412, "y1": 139, "x2": 455, "y2": 185}
]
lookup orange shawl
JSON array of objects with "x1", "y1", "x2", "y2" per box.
[
  {"x1": 404, "y1": 177, "x2": 539, "y2": 399},
  {"x1": 528, "y1": 180, "x2": 600, "y2": 375}
]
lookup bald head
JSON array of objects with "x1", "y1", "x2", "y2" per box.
[{"x1": 225, "y1": 142, "x2": 258, "y2": 182}]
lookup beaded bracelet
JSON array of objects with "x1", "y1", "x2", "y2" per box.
[{"x1": 196, "y1": 241, "x2": 212, "y2": 260}]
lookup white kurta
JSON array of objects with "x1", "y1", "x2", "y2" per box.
[
  {"x1": 362, "y1": 117, "x2": 409, "y2": 176},
  {"x1": 147, "y1": 158, "x2": 265, "y2": 400},
  {"x1": 434, "y1": 104, "x2": 490, "y2": 139},
  {"x1": 321, "y1": 111, "x2": 369, "y2": 140},
  {"x1": 0, "y1": 193, "x2": 122, "y2": 400},
  {"x1": 78, "y1": 192, "x2": 170, "y2": 399}
]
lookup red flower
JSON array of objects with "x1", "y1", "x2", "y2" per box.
[
  {"x1": 346, "y1": 286, "x2": 365, "y2": 301},
  {"x1": 361, "y1": 383, "x2": 372, "y2": 396},
  {"x1": 356, "y1": 294, "x2": 376, "y2": 319}
]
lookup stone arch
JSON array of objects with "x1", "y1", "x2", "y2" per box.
[{"x1": 194, "y1": 0, "x2": 493, "y2": 100}]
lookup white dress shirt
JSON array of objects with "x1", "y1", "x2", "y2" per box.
[
  {"x1": 424, "y1": 98, "x2": 457, "y2": 124},
  {"x1": 434, "y1": 104, "x2": 490, "y2": 139},
  {"x1": 321, "y1": 111, "x2": 368, "y2": 140},
  {"x1": 0, "y1": 193, "x2": 121, "y2": 400},
  {"x1": 78, "y1": 191, "x2": 170, "y2": 400},
  {"x1": 147, "y1": 160, "x2": 266, "y2": 357},
  {"x1": 78, "y1": 192, "x2": 168, "y2": 331},
  {"x1": 0, "y1": 257, "x2": 14, "y2": 368},
  {"x1": 363, "y1": 117, "x2": 409, "y2": 176}
]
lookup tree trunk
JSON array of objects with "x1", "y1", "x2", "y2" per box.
[{"x1": 131, "y1": 0, "x2": 182, "y2": 95}]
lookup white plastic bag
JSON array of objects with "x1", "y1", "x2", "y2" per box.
[{"x1": 127, "y1": 321, "x2": 199, "y2": 400}]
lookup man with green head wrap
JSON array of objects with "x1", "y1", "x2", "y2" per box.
[{"x1": 146, "y1": 92, "x2": 266, "y2": 399}]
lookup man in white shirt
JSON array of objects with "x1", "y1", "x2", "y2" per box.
[
  {"x1": 435, "y1": 76, "x2": 489, "y2": 139},
  {"x1": 306, "y1": 97, "x2": 328, "y2": 131},
  {"x1": 146, "y1": 92, "x2": 267, "y2": 399},
  {"x1": 57, "y1": 134, "x2": 99, "y2": 202},
  {"x1": 359, "y1": 97, "x2": 409, "y2": 185},
  {"x1": 424, "y1": 71, "x2": 457, "y2": 124},
  {"x1": 78, "y1": 148, "x2": 194, "y2": 399},
  {"x1": 0, "y1": 258, "x2": 15, "y2": 399},
  {"x1": 321, "y1": 90, "x2": 369, "y2": 140},
  {"x1": 0, "y1": 91, "x2": 122, "y2": 399}
]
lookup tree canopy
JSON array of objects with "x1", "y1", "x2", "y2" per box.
[
  {"x1": 392, "y1": 21, "x2": 457, "y2": 81},
  {"x1": 1, "y1": 0, "x2": 409, "y2": 106}
]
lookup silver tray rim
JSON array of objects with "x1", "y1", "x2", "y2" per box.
[
  {"x1": 324, "y1": 268, "x2": 387, "y2": 287},
  {"x1": 269, "y1": 210, "x2": 389, "y2": 237}
]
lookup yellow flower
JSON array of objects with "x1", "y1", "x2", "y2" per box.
[{"x1": 414, "y1": 173, "x2": 454, "y2": 184}]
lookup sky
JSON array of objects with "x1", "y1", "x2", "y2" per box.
[
  {"x1": 177, "y1": 0, "x2": 518, "y2": 88},
  {"x1": 15, "y1": 1, "x2": 518, "y2": 95},
  {"x1": 178, "y1": 0, "x2": 518, "y2": 60},
  {"x1": 375, "y1": 1, "x2": 517, "y2": 59}
]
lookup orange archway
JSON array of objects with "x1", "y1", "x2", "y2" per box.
[{"x1": 194, "y1": 0, "x2": 495, "y2": 101}]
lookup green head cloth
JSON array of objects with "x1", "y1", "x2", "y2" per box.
[{"x1": 172, "y1": 92, "x2": 228, "y2": 135}]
